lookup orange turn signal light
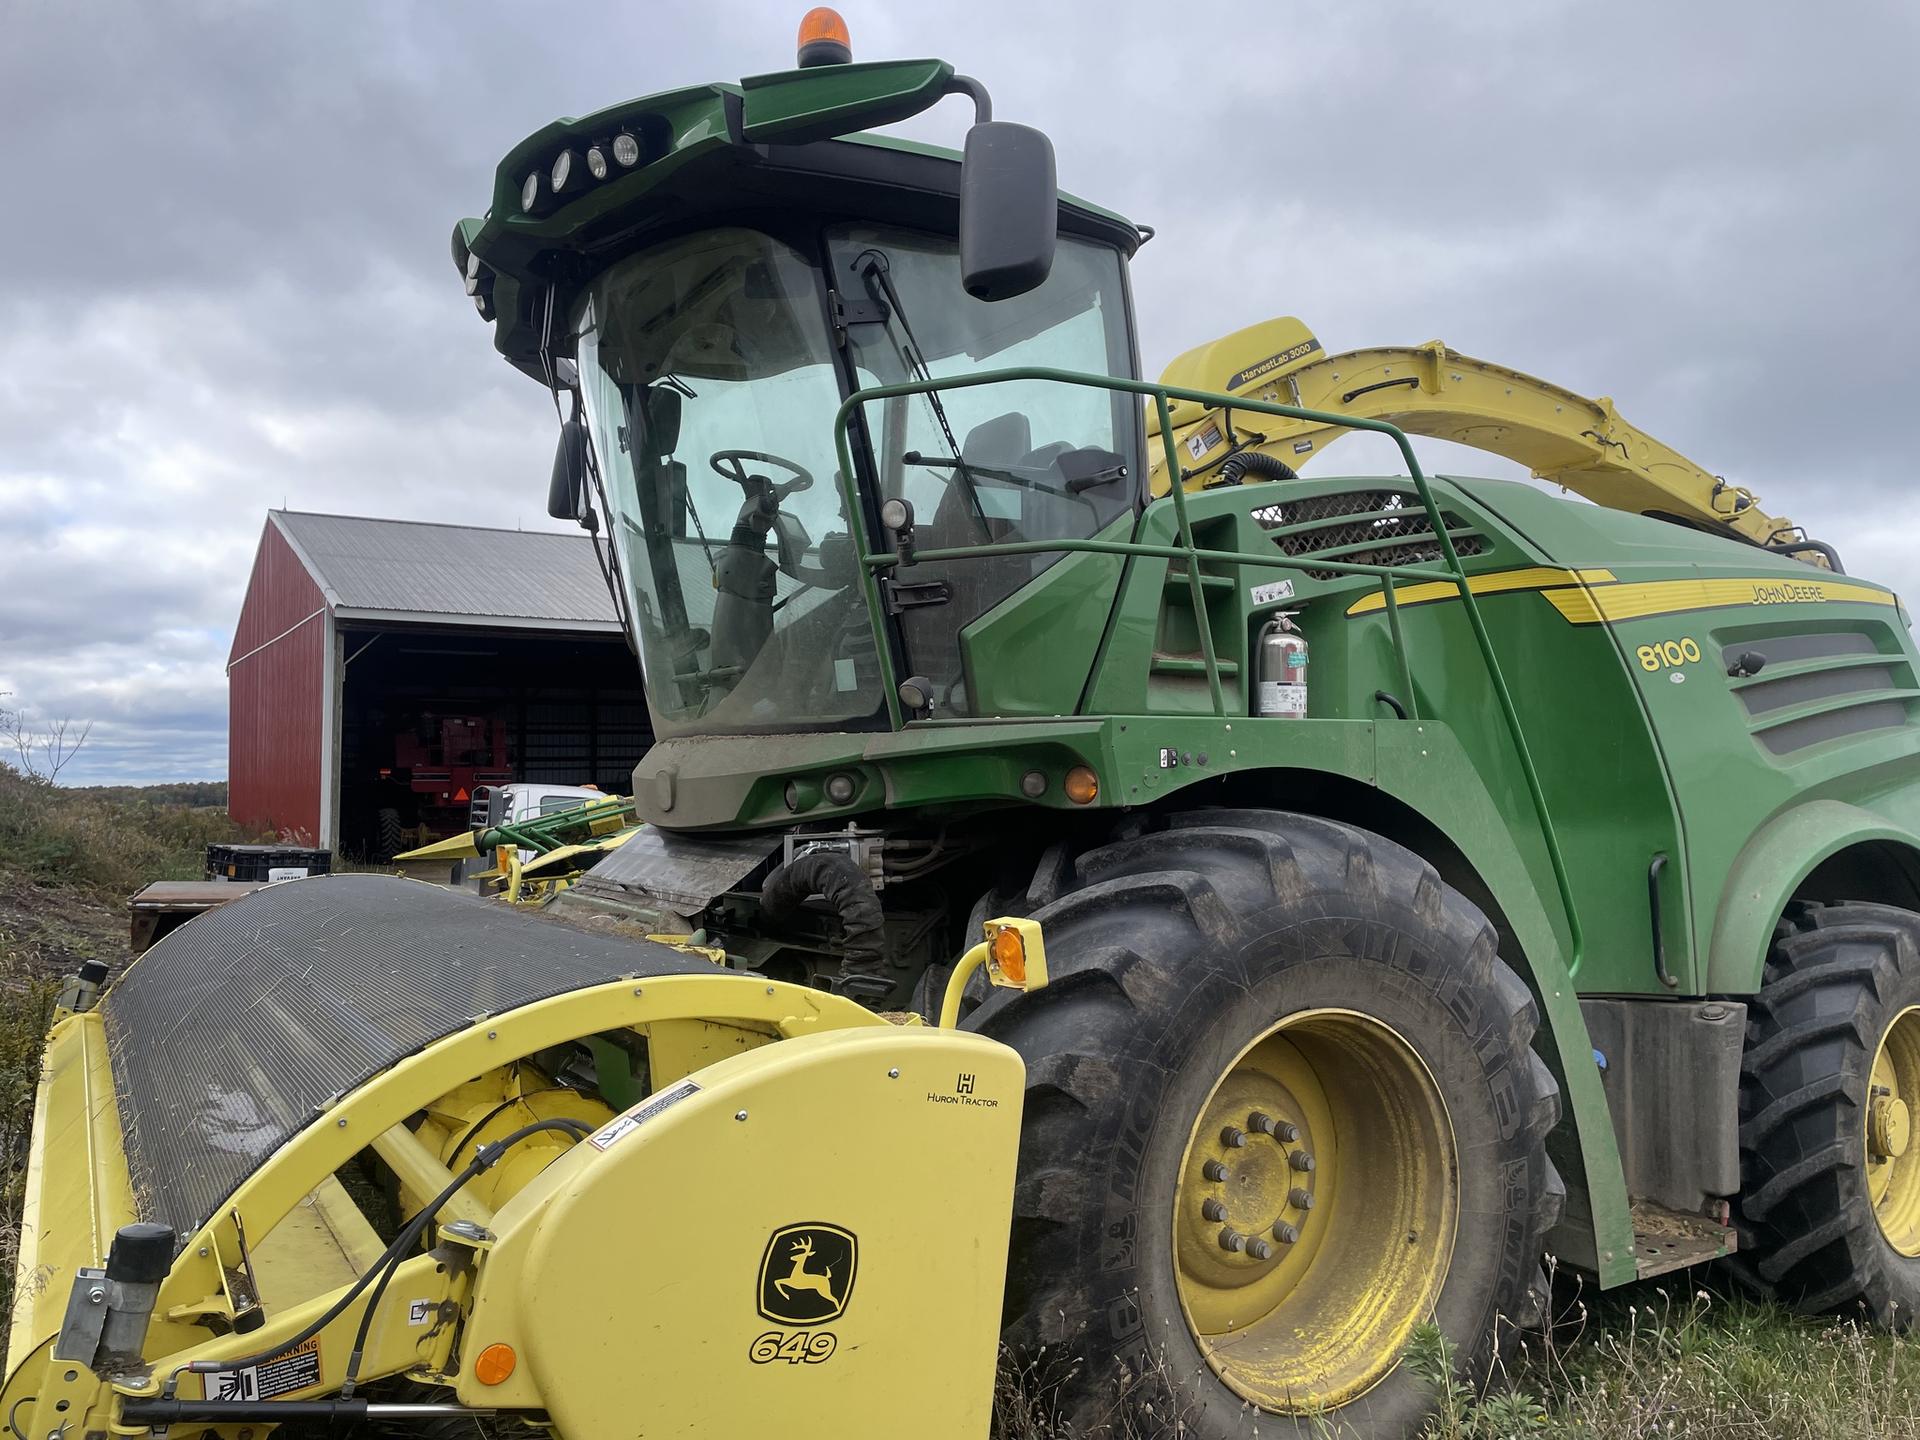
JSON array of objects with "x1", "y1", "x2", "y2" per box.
[
  {"x1": 1064, "y1": 766, "x2": 1099, "y2": 805},
  {"x1": 990, "y1": 925, "x2": 1027, "y2": 985},
  {"x1": 474, "y1": 1343, "x2": 517, "y2": 1386}
]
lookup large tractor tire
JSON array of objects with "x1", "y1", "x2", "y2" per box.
[
  {"x1": 376, "y1": 807, "x2": 405, "y2": 861},
  {"x1": 1736, "y1": 901, "x2": 1920, "y2": 1324},
  {"x1": 970, "y1": 810, "x2": 1562, "y2": 1440}
]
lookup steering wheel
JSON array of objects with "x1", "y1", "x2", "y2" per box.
[{"x1": 709, "y1": 450, "x2": 814, "y2": 502}]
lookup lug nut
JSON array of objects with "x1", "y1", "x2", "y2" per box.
[
  {"x1": 1202, "y1": 1159, "x2": 1230, "y2": 1182},
  {"x1": 1221, "y1": 1126, "x2": 1247, "y2": 1148},
  {"x1": 1289, "y1": 1150, "x2": 1315, "y2": 1173},
  {"x1": 1290, "y1": 1187, "x2": 1314, "y2": 1211},
  {"x1": 1273, "y1": 1221, "x2": 1301, "y2": 1244},
  {"x1": 1201, "y1": 1198, "x2": 1228, "y2": 1222},
  {"x1": 1246, "y1": 1237, "x2": 1274, "y2": 1261},
  {"x1": 1276, "y1": 1120, "x2": 1300, "y2": 1142},
  {"x1": 1249, "y1": 1111, "x2": 1279, "y2": 1137},
  {"x1": 1218, "y1": 1228, "x2": 1246, "y2": 1252}
]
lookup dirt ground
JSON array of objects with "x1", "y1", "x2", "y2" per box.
[{"x1": 0, "y1": 874, "x2": 128, "y2": 981}]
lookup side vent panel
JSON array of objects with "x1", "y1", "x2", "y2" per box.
[{"x1": 1251, "y1": 491, "x2": 1488, "y2": 579}]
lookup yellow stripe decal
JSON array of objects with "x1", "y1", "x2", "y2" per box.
[
  {"x1": 1347, "y1": 567, "x2": 1894, "y2": 623},
  {"x1": 1547, "y1": 575, "x2": 1897, "y2": 624},
  {"x1": 1344, "y1": 566, "x2": 1582, "y2": 616}
]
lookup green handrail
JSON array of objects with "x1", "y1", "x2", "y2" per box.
[{"x1": 829, "y1": 365, "x2": 1584, "y2": 971}]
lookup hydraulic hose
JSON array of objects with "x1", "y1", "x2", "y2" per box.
[
  {"x1": 1218, "y1": 450, "x2": 1298, "y2": 485},
  {"x1": 338, "y1": 1117, "x2": 591, "y2": 1397},
  {"x1": 760, "y1": 851, "x2": 890, "y2": 1000},
  {"x1": 167, "y1": 1118, "x2": 592, "y2": 1400}
]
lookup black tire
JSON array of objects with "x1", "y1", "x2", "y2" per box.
[
  {"x1": 970, "y1": 809, "x2": 1563, "y2": 1439},
  {"x1": 1736, "y1": 901, "x2": 1920, "y2": 1324},
  {"x1": 376, "y1": 807, "x2": 404, "y2": 861}
]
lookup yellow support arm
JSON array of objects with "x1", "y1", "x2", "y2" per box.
[{"x1": 1151, "y1": 317, "x2": 1825, "y2": 563}]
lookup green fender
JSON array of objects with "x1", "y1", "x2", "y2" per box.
[{"x1": 1707, "y1": 799, "x2": 1920, "y2": 994}]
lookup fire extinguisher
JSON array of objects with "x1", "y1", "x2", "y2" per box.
[{"x1": 1256, "y1": 612, "x2": 1308, "y2": 718}]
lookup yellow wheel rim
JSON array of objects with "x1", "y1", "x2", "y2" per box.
[
  {"x1": 1868, "y1": 1005, "x2": 1920, "y2": 1254},
  {"x1": 1172, "y1": 1008, "x2": 1458, "y2": 1413}
]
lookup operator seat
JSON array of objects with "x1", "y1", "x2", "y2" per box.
[{"x1": 902, "y1": 413, "x2": 1040, "y2": 713}]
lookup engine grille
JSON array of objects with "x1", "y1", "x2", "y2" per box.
[
  {"x1": 1728, "y1": 630, "x2": 1916, "y2": 756},
  {"x1": 102, "y1": 873, "x2": 730, "y2": 1251},
  {"x1": 1251, "y1": 491, "x2": 1488, "y2": 579}
]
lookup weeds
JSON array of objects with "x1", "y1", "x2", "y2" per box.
[
  {"x1": 1408, "y1": 1280, "x2": 1920, "y2": 1439},
  {"x1": 0, "y1": 763, "x2": 251, "y2": 1370},
  {"x1": 0, "y1": 763, "x2": 248, "y2": 898},
  {"x1": 0, "y1": 922, "x2": 58, "y2": 1368}
]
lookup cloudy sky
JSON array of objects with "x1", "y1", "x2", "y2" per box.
[{"x1": 1, "y1": 1, "x2": 1915, "y2": 784}]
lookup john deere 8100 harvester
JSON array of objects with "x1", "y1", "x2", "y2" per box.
[{"x1": 14, "y1": 12, "x2": 1920, "y2": 1439}]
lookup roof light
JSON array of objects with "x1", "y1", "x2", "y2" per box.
[
  {"x1": 796, "y1": 7, "x2": 852, "y2": 67},
  {"x1": 611, "y1": 132, "x2": 641, "y2": 167},
  {"x1": 550, "y1": 150, "x2": 578, "y2": 194},
  {"x1": 519, "y1": 170, "x2": 542, "y2": 214},
  {"x1": 586, "y1": 145, "x2": 609, "y2": 180}
]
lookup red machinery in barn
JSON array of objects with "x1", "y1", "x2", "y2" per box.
[{"x1": 374, "y1": 708, "x2": 512, "y2": 856}]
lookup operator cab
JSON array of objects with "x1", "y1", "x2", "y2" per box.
[
  {"x1": 573, "y1": 216, "x2": 1141, "y2": 737},
  {"x1": 461, "y1": 34, "x2": 1146, "y2": 743}
]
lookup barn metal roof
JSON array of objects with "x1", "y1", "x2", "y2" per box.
[{"x1": 271, "y1": 511, "x2": 621, "y2": 631}]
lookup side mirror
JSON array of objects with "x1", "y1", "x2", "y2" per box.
[
  {"x1": 548, "y1": 418, "x2": 590, "y2": 523},
  {"x1": 642, "y1": 385, "x2": 682, "y2": 458},
  {"x1": 959, "y1": 121, "x2": 1057, "y2": 302}
]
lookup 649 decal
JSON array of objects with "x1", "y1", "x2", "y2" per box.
[{"x1": 749, "y1": 1329, "x2": 838, "y2": 1365}]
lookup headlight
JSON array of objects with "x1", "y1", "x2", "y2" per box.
[
  {"x1": 520, "y1": 170, "x2": 542, "y2": 214},
  {"x1": 611, "y1": 132, "x2": 641, "y2": 167},
  {"x1": 586, "y1": 145, "x2": 609, "y2": 180},
  {"x1": 550, "y1": 150, "x2": 576, "y2": 194}
]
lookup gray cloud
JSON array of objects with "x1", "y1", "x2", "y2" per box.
[{"x1": 1, "y1": 1, "x2": 1915, "y2": 782}]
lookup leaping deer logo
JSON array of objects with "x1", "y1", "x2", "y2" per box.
[
  {"x1": 773, "y1": 1236, "x2": 839, "y2": 1306},
  {"x1": 757, "y1": 1223, "x2": 858, "y2": 1325}
]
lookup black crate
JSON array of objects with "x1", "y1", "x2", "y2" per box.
[{"x1": 204, "y1": 844, "x2": 334, "y2": 882}]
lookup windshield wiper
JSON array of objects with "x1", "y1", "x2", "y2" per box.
[{"x1": 852, "y1": 250, "x2": 992, "y2": 540}]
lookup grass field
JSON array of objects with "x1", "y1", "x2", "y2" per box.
[{"x1": 3, "y1": 764, "x2": 1918, "y2": 1436}]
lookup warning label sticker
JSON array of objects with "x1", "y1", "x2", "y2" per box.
[
  {"x1": 587, "y1": 1079, "x2": 701, "y2": 1151},
  {"x1": 1185, "y1": 423, "x2": 1223, "y2": 461},
  {"x1": 208, "y1": 1336, "x2": 322, "y2": 1402}
]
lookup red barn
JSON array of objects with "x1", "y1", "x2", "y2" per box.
[{"x1": 227, "y1": 511, "x2": 650, "y2": 857}]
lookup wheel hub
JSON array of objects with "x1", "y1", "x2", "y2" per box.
[
  {"x1": 1179, "y1": 1086, "x2": 1320, "y2": 1278},
  {"x1": 1868, "y1": 1006, "x2": 1920, "y2": 1253},
  {"x1": 1870, "y1": 1093, "x2": 1911, "y2": 1161},
  {"x1": 1171, "y1": 1009, "x2": 1457, "y2": 1414}
]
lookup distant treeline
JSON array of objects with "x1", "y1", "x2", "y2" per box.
[{"x1": 73, "y1": 780, "x2": 228, "y2": 808}]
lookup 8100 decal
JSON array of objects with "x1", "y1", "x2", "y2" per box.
[{"x1": 1635, "y1": 636, "x2": 1701, "y2": 672}]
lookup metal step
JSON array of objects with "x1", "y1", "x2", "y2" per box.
[{"x1": 1630, "y1": 1199, "x2": 1735, "y2": 1279}]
